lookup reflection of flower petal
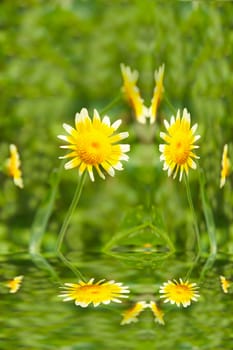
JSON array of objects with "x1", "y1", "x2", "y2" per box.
[
  {"x1": 149, "y1": 301, "x2": 165, "y2": 325},
  {"x1": 121, "y1": 301, "x2": 147, "y2": 325},
  {"x1": 6, "y1": 275, "x2": 24, "y2": 293},
  {"x1": 160, "y1": 278, "x2": 200, "y2": 308},
  {"x1": 59, "y1": 279, "x2": 130, "y2": 307}
]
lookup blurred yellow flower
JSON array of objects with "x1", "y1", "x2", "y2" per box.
[
  {"x1": 159, "y1": 278, "x2": 200, "y2": 308},
  {"x1": 6, "y1": 144, "x2": 23, "y2": 188},
  {"x1": 6, "y1": 275, "x2": 24, "y2": 293},
  {"x1": 149, "y1": 301, "x2": 165, "y2": 325},
  {"x1": 120, "y1": 63, "x2": 165, "y2": 125},
  {"x1": 58, "y1": 108, "x2": 130, "y2": 181},
  {"x1": 220, "y1": 144, "x2": 230, "y2": 188},
  {"x1": 121, "y1": 301, "x2": 147, "y2": 325},
  {"x1": 148, "y1": 63, "x2": 165, "y2": 124},
  {"x1": 120, "y1": 63, "x2": 147, "y2": 124},
  {"x1": 159, "y1": 108, "x2": 200, "y2": 181},
  {"x1": 59, "y1": 278, "x2": 130, "y2": 307},
  {"x1": 220, "y1": 275, "x2": 230, "y2": 294}
]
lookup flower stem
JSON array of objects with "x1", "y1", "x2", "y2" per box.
[
  {"x1": 164, "y1": 94, "x2": 177, "y2": 115},
  {"x1": 184, "y1": 174, "x2": 201, "y2": 258},
  {"x1": 100, "y1": 93, "x2": 122, "y2": 115},
  {"x1": 199, "y1": 168, "x2": 217, "y2": 257},
  {"x1": 56, "y1": 172, "x2": 86, "y2": 254}
]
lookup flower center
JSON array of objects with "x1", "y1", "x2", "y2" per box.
[
  {"x1": 170, "y1": 131, "x2": 190, "y2": 165},
  {"x1": 172, "y1": 285, "x2": 191, "y2": 301},
  {"x1": 77, "y1": 131, "x2": 112, "y2": 165}
]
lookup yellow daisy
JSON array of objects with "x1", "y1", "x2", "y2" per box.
[
  {"x1": 120, "y1": 63, "x2": 148, "y2": 124},
  {"x1": 149, "y1": 301, "x2": 165, "y2": 325},
  {"x1": 6, "y1": 144, "x2": 24, "y2": 188},
  {"x1": 58, "y1": 108, "x2": 130, "y2": 181},
  {"x1": 159, "y1": 278, "x2": 200, "y2": 308},
  {"x1": 58, "y1": 278, "x2": 130, "y2": 307},
  {"x1": 121, "y1": 301, "x2": 147, "y2": 325},
  {"x1": 6, "y1": 275, "x2": 24, "y2": 293},
  {"x1": 159, "y1": 108, "x2": 200, "y2": 181},
  {"x1": 148, "y1": 63, "x2": 165, "y2": 124},
  {"x1": 220, "y1": 275, "x2": 230, "y2": 294},
  {"x1": 220, "y1": 144, "x2": 230, "y2": 188}
]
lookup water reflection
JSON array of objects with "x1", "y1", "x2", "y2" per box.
[{"x1": 0, "y1": 251, "x2": 232, "y2": 349}]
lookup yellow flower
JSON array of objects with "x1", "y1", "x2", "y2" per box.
[
  {"x1": 149, "y1": 301, "x2": 165, "y2": 325},
  {"x1": 121, "y1": 301, "x2": 147, "y2": 325},
  {"x1": 58, "y1": 108, "x2": 130, "y2": 181},
  {"x1": 159, "y1": 108, "x2": 200, "y2": 181},
  {"x1": 6, "y1": 275, "x2": 24, "y2": 293},
  {"x1": 220, "y1": 275, "x2": 230, "y2": 294},
  {"x1": 159, "y1": 278, "x2": 200, "y2": 308},
  {"x1": 120, "y1": 63, "x2": 148, "y2": 124},
  {"x1": 6, "y1": 144, "x2": 23, "y2": 188},
  {"x1": 58, "y1": 278, "x2": 130, "y2": 307},
  {"x1": 220, "y1": 144, "x2": 230, "y2": 188},
  {"x1": 148, "y1": 63, "x2": 165, "y2": 124}
]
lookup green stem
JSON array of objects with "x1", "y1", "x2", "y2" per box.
[
  {"x1": 184, "y1": 174, "x2": 201, "y2": 258},
  {"x1": 199, "y1": 168, "x2": 217, "y2": 257},
  {"x1": 100, "y1": 93, "x2": 122, "y2": 115},
  {"x1": 164, "y1": 94, "x2": 177, "y2": 115},
  {"x1": 56, "y1": 172, "x2": 86, "y2": 253},
  {"x1": 56, "y1": 172, "x2": 87, "y2": 280}
]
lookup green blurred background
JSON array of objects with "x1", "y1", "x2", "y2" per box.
[{"x1": 0, "y1": 0, "x2": 232, "y2": 256}]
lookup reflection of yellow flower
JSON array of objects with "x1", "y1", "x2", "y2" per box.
[
  {"x1": 149, "y1": 301, "x2": 165, "y2": 325},
  {"x1": 121, "y1": 301, "x2": 147, "y2": 325},
  {"x1": 220, "y1": 275, "x2": 230, "y2": 294},
  {"x1": 59, "y1": 278, "x2": 130, "y2": 307},
  {"x1": 159, "y1": 278, "x2": 200, "y2": 308},
  {"x1": 149, "y1": 63, "x2": 165, "y2": 124},
  {"x1": 58, "y1": 108, "x2": 130, "y2": 181},
  {"x1": 6, "y1": 144, "x2": 23, "y2": 188},
  {"x1": 220, "y1": 144, "x2": 230, "y2": 188},
  {"x1": 159, "y1": 108, "x2": 200, "y2": 181},
  {"x1": 6, "y1": 275, "x2": 24, "y2": 293},
  {"x1": 120, "y1": 63, "x2": 148, "y2": 124}
]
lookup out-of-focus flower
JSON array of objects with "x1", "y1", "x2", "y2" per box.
[
  {"x1": 159, "y1": 278, "x2": 200, "y2": 308},
  {"x1": 121, "y1": 301, "x2": 147, "y2": 325},
  {"x1": 220, "y1": 144, "x2": 230, "y2": 188},
  {"x1": 58, "y1": 108, "x2": 130, "y2": 181},
  {"x1": 6, "y1": 275, "x2": 24, "y2": 293},
  {"x1": 220, "y1": 275, "x2": 230, "y2": 294},
  {"x1": 6, "y1": 144, "x2": 23, "y2": 188},
  {"x1": 120, "y1": 63, "x2": 148, "y2": 124},
  {"x1": 148, "y1": 63, "x2": 165, "y2": 124},
  {"x1": 149, "y1": 301, "x2": 165, "y2": 325},
  {"x1": 58, "y1": 278, "x2": 130, "y2": 307},
  {"x1": 159, "y1": 108, "x2": 200, "y2": 181}
]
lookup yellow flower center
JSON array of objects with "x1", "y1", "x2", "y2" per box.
[
  {"x1": 77, "y1": 131, "x2": 112, "y2": 165},
  {"x1": 169, "y1": 284, "x2": 191, "y2": 302},
  {"x1": 170, "y1": 131, "x2": 190, "y2": 165}
]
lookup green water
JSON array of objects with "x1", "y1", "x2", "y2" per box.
[{"x1": 1, "y1": 250, "x2": 232, "y2": 349}]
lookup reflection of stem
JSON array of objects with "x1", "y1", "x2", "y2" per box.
[
  {"x1": 56, "y1": 172, "x2": 86, "y2": 253},
  {"x1": 56, "y1": 172, "x2": 87, "y2": 280},
  {"x1": 184, "y1": 174, "x2": 201, "y2": 258}
]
